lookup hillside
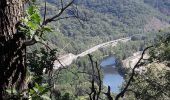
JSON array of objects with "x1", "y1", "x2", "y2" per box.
[
  {"x1": 144, "y1": 0, "x2": 170, "y2": 16},
  {"x1": 38, "y1": 0, "x2": 170, "y2": 54}
]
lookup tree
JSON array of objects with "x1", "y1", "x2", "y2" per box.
[
  {"x1": 0, "y1": 0, "x2": 78, "y2": 99},
  {"x1": 0, "y1": 0, "x2": 26, "y2": 99}
]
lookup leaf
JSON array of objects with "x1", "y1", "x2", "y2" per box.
[
  {"x1": 39, "y1": 88, "x2": 49, "y2": 95},
  {"x1": 38, "y1": 86, "x2": 44, "y2": 92},
  {"x1": 33, "y1": 87, "x2": 39, "y2": 93},
  {"x1": 42, "y1": 83, "x2": 48, "y2": 87},
  {"x1": 35, "y1": 83, "x2": 39, "y2": 89},
  {"x1": 30, "y1": 13, "x2": 41, "y2": 25},
  {"x1": 27, "y1": 21, "x2": 38, "y2": 30},
  {"x1": 28, "y1": 6, "x2": 35, "y2": 15},
  {"x1": 30, "y1": 89, "x2": 35, "y2": 94},
  {"x1": 22, "y1": 17, "x2": 29, "y2": 23},
  {"x1": 6, "y1": 89, "x2": 11, "y2": 94}
]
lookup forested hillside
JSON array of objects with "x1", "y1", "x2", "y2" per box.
[
  {"x1": 144, "y1": 0, "x2": 170, "y2": 16},
  {"x1": 38, "y1": 0, "x2": 170, "y2": 54}
]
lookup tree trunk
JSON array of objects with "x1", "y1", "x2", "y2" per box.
[{"x1": 0, "y1": 0, "x2": 26, "y2": 99}]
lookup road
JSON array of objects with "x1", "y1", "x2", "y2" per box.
[
  {"x1": 77, "y1": 37, "x2": 130, "y2": 57},
  {"x1": 54, "y1": 37, "x2": 131, "y2": 69}
]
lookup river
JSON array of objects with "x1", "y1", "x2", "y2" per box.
[{"x1": 100, "y1": 56, "x2": 124, "y2": 93}]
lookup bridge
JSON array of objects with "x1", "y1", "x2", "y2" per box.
[{"x1": 54, "y1": 37, "x2": 131, "y2": 69}]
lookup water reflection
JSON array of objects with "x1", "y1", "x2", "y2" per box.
[{"x1": 100, "y1": 56, "x2": 124, "y2": 93}]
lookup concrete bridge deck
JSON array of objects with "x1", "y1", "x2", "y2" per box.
[{"x1": 54, "y1": 37, "x2": 131, "y2": 69}]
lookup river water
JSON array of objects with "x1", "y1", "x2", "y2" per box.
[{"x1": 100, "y1": 56, "x2": 124, "y2": 93}]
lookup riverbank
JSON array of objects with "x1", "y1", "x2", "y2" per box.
[{"x1": 122, "y1": 51, "x2": 149, "y2": 73}]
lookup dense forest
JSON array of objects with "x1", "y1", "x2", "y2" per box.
[
  {"x1": 38, "y1": 0, "x2": 170, "y2": 54},
  {"x1": 0, "y1": 0, "x2": 170, "y2": 100}
]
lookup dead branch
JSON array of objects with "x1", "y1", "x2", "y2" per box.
[
  {"x1": 88, "y1": 54, "x2": 96, "y2": 100},
  {"x1": 60, "y1": 0, "x2": 64, "y2": 9},
  {"x1": 88, "y1": 54, "x2": 104, "y2": 100},
  {"x1": 42, "y1": 0, "x2": 75, "y2": 25},
  {"x1": 52, "y1": 16, "x2": 77, "y2": 21},
  {"x1": 104, "y1": 86, "x2": 113, "y2": 100},
  {"x1": 95, "y1": 61, "x2": 102, "y2": 100}
]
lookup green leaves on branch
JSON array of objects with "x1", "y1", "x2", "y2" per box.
[
  {"x1": 25, "y1": 5, "x2": 41, "y2": 30},
  {"x1": 21, "y1": 4, "x2": 52, "y2": 37},
  {"x1": 29, "y1": 83, "x2": 50, "y2": 100}
]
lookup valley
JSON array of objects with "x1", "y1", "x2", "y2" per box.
[{"x1": 3, "y1": 0, "x2": 170, "y2": 99}]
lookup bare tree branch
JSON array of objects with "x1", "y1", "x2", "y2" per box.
[
  {"x1": 52, "y1": 15, "x2": 78, "y2": 21},
  {"x1": 95, "y1": 61, "x2": 102, "y2": 100},
  {"x1": 60, "y1": 0, "x2": 64, "y2": 9},
  {"x1": 70, "y1": 5, "x2": 85, "y2": 27},
  {"x1": 23, "y1": 37, "x2": 37, "y2": 46},
  {"x1": 36, "y1": 41, "x2": 52, "y2": 50},
  {"x1": 104, "y1": 86, "x2": 113, "y2": 100},
  {"x1": 42, "y1": 0, "x2": 75, "y2": 25},
  {"x1": 88, "y1": 54, "x2": 96, "y2": 100},
  {"x1": 42, "y1": 0, "x2": 47, "y2": 25},
  {"x1": 87, "y1": 54, "x2": 104, "y2": 100}
]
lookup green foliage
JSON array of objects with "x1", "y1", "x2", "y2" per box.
[
  {"x1": 29, "y1": 83, "x2": 50, "y2": 100},
  {"x1": 149, "y1": 33, "x2": 170, "y2": 62},
  {"x1": 28, "y1": 48, "x2": 57, "y2": 83},
  {"x1": 20, "y1": 1, "x2": 52, "y2": 39},
  {"x1": 124, "y1": 30, "x2": 170, "y2": 99},
  {"x1": 125, "y1": 65, "x2": 170, "y2": 99},
  {"x1": 23, "y1": 4, "x2": 42, "y2": 36}
]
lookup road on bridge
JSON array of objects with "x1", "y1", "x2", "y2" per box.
[{"x1": 54, "y1": 37, "x2": 131, "y2": 69}]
